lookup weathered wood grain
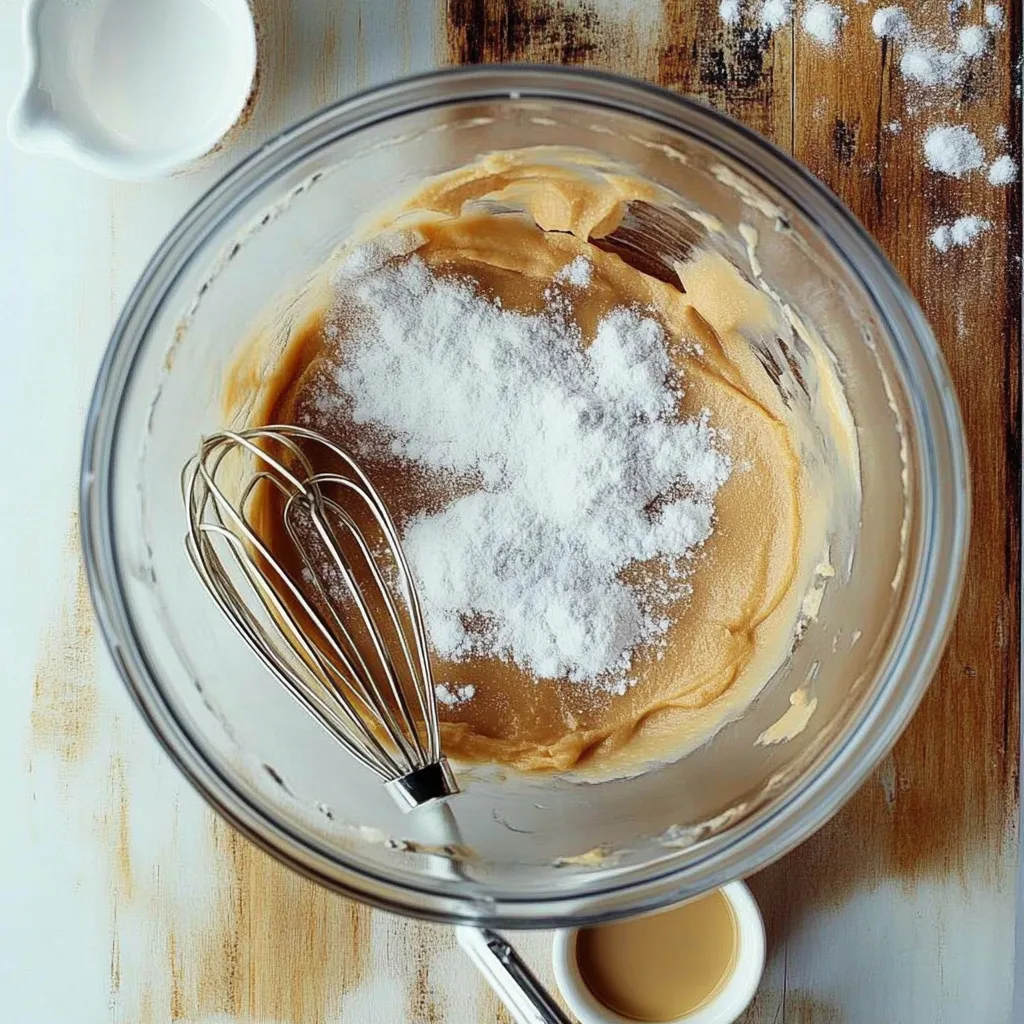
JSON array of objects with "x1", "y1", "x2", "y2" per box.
[
  {"x1": 744, "y1": 5, "x2": 1020, "y2": 1015},
  {"x1": 780, "y1": 0, "x2": 1020, "y2": 889},
  {"x1": 658, "y1": 0, "x2": 794, "y2": 148}
]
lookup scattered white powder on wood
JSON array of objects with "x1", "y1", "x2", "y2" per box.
[
  {"x1": 929, "y1": 215, "x2": 992, "y2": 252},
  {"x1": 957, "y1": 25, "x2": 990, "y2": 56},
  {"x1": 802, "y1": 1, "x2": 846, "y2": 46},
  {"x1": 555, "y1": 256, "x2": 593, "y2": 288},
  {"x1": 900, "y1": 44, "x2": 966, "y2": 87},
  {"x1": 872, "y1": 6, "x2": 911, "y2": 40},
  {"x1": 328, "y1": 254, "x2": 731, "y2": 689},
  {"x1": 886, "y1": 120, "x2": 903, "y2": 134},
  {"x1": 719, "y1": 0, "x2": 742, "y2": 25},
  {"x1": 949, "y1": 217, "x2": 990, "y2": 245},
  {"x1": 923, "y1": 124, "x2": 986, "y2": 176},
  {"x1": 985, "y1": 3, "x2": 1005, "y2": 27},
  {"x1": 881, "y1": 7, "x2": 991, "y2": 92},
  {"x1": 760, "y1": 0, "x2": 792, "y2": 30},
  {"x1": 952, "y1": 216, "x2": 990, "y2": 248},
  {"x1": 988, "y1": 153, "x2": 1018, "y2": 184},
  {"x1": 435, "y1": 683, "x2": 476, "y2": 707},
  {"x1": 995, "y1": 124, "x2": 1008, "y2": 142},
  {"x1": 866, "y1": 7, "x2": 958, "y2": 88}
]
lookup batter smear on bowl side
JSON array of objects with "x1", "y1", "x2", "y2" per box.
[{"x1": 226, "y1": 149, "x2": 852, "y2": 776}]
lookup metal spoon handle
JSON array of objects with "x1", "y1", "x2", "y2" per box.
[{"x1": 456, "y1": 926, "x2": 572, "y2": 1024}]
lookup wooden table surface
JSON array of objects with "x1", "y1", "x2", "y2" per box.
[{"x1": 0, "y1": 2, "x2": 1019, "y2": 1022}]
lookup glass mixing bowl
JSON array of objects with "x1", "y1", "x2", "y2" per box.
[{"x1": 81, "y1": 67, "x2": 969, "y2": 927}]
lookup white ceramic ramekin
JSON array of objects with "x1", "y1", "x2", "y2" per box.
[{"x1": 552, "y1": 881, "x2": 765, "y2": 1024}]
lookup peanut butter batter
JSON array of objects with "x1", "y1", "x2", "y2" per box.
[{"x1": 226, "y1": 150, "x2": 846, "y2": 776}]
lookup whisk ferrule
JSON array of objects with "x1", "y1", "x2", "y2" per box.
[{"x1": 386, "y1": 758, "x2": 459, "y2": 811}]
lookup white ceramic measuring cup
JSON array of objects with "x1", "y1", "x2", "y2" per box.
[
  {"x1": 9, "y1": 0, "x2": 258, "y2": 179},
  {"x1": 552, "y1": 881, "x2": 766, "y2": 1024}
]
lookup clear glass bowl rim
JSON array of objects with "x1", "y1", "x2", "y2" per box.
[{"x1": 80, "y1": 65, "x2": 971, "y2": 927}]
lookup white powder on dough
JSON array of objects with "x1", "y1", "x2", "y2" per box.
[
  {"x1": 985, "y1": 3, "x2": 1005, "y2": 27},
  {"x1": 988, "y1": 154, "x2": 1018, "y2": 184},
  {"x1": 719, "y1": 0, "x2": 742, "y2": 25},
  {"x1": 872, "y1": 6, "x2": 911, "y2": 40},
  {"x1": 923, "y1": 124, "x2": 986, "y2": 176},
  {"x1": 957, "y1": 25, "x2": 990, "y2": 56},
  {"x1": 328, "y1": 255, "x2": 730, "y2": 689},
  {"x1": 802, "y1": 1, "x2": 847, "y2": 46},
  {"x1": 555, "y1": 255, "x2": 593, "y2": 288},
  {"x1": 760, "y1": 0, "x2": 792, "y2": 30},
  {"x1": 900, "y1": 44, "x2": 966, "y2": 87},
  {"x1": 435, "y1": 683, "x2": 476, "y2": 707},
  {"x1": 335, "y1": 228, "x2": 426, "y2": 280},
  {"x1": 929, "y1": 215, "x2": 992, "y2": 252}
]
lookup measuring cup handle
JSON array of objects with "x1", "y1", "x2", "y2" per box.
[{"x1": 456, "y1": 926, "x2": 572, "y2": 1024}]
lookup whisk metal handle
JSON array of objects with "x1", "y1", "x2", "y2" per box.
[{"x1": 456, "y1": 927, "x2": 573, "y2": 1024}]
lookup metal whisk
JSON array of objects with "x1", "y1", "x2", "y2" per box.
[
  {"x1": 182, "y1": 424, "x2": 569, "y2": 1024},
  {"x1": 183, "y1": 424, "x2": 457, "y2": 811}
]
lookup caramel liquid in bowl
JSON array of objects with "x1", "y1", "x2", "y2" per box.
[{"x1": 576, "y1": 891, "x2": 738, "y2": 1020}]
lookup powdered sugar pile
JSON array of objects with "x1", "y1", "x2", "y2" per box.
[
  {"x1": 988, "y1": 154, "x2": 1018, "y2": 185},
  {"x1": 929, "y1": 215, "x2": 992, "y2": 252},
  {"x1": 555, "y1": 255, "x2": 594, "y2": 288},
  {"x1": 871, "y1": 6, "x2": 911, "y2": 41},
  {"x1": 985, "y1": 3, "x2": 1005, "y2": 27},
  {"x1": 760, "y1": 0, "x2": 792, "y2": 31},
  {"x1": 719, "y1": 0, "x2": 742, "y2": 26},
  {"x1": 923, "y1": 124, "x2": 986, "y2": 177},
  {"x1": 899, "y1": 44, "x2": 966, "y2": 87},
  {"x1": 325, "y1": 250, "x2": 730, "y2": 691},
  {"x1": 957, "y1": 24, "x2": 990, "y2": 57},
  {"x1": 803, "y1": 2, "x2": 847, "y2": 46}
]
